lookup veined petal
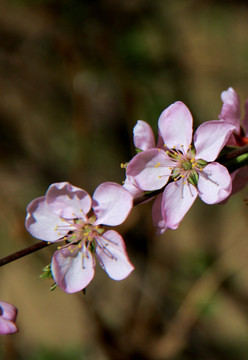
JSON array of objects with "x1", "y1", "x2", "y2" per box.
[
  {"x1": 93, "y1": 182, "x2": 133, "y2": 226},
  {"x1": 161, "y1": 179, "x2": 198, "y2": 229},
  {"x1": 0, "y1": 301, "x2": 18, "y2": 335},
  {"x1": 158, "y1": 101, "x2": 193, "y2": 151},
  {"x1": 51, "y1": 247, "x2": 95, "y2": 293},
  {"x1": 126, "y1": 148, "x2": 173, "y2": 191},
  {"x1": 25, "y1": 196, "x2": 68, "y2": 241},
  {"x1": 219, "y1": 87, "x2": 241, "y2": 132},
  {"x1": 46, "y1": 182, "x2": 92, "y2": 220},
  {"x1": 194, "y1": 121, "x2": 235, "y2": 161},
  {"x1": 95, "y1": 230, "x2": 134, "y2": 280},
  {"x1": 133, "y1": 120, "x2": 156, "y2": 150},
  {"x1": 152, "y1": 193, "x2": 168, "y2": 234},
  {"x1": 197, "y1": 163, "x2": 232, "y2": 204},
  {"x1": 0, "y1": 318, "x2": 18, "y2": 335},
  {"x1": 0, "y1": 302, "x2": 17, "y2": 322}
]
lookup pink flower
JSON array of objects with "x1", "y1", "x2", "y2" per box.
[
  {"x1": 0, "y1": 301, "x2": 18, "y2": 335},
  {"x1": 127, "y1": 101, "x2": 235, "y2": 229},
  {"x1": 219, "y1": 87, "x2": 248, "y2": 195},
  {"x1": 123, "y1": 120, "x2": 168, "y2": 234},
  {"x1": 25, "y1": 182, "x2": 134, "y2": 293},
  {"x1": 219, "y1": 87, "x2": 248, "y2": 146}
]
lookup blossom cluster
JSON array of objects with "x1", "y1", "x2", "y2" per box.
[
  {"x1": 24, "y1": 87, "x2": 247, "y2": 295},
  {"x1": 2, "y1": 87, "x2": 247, "y2": 335}
]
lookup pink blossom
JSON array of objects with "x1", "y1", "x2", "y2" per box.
[
  {"x1": 127, "y1": 101, "x2": 235, "y2": 229},
  {"x1": 219, "y1": 87, "x2": 248, "y2": 146},
  {"x1": 0, "y1": 301, "x2": 18, "y2": 335},
  {"x1": 219, "y1": 87, "x2": 248, "y2": 195},
  {"x1": 25, "y1": 182, "x2": 134, "y2": 293}
]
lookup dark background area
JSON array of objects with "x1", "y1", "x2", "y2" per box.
[{"x1": 0, "y1": 0, "x2": 248, "y2": 359}]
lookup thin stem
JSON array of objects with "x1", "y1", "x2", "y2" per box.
[{"x1": 0, "y1": 241, "x2": 52, "y2": 266}]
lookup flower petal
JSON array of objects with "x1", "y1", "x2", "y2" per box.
[
  {"x1": 152, "y1": 193, "x2": 168, "y2": 234},
  {"x1": 133, "y1": 120, "x2": 156, "y2": 150},
  {"x1": 51, "y1": 247, "x2": 95, "y2": 293},
  {"x1": 126, "y1": 149, "x2": 172, "y2": 191},
  {"x1": 197, "y1": 163, "x2": 232, "y2": 204},
  {"x1": 0, "y1": 301, "x2": 18, "y2": 335},
  {"x1": 162, "y1": 179, "x2": 198, "y2": 229},
  {"x1": 25, "y1": 196, "x2": 67, "y2": 241},
  {"x1": 95, "y1": 230, "x2": 134, "y2": 280},
  {"x1": 46, "y1": 182, "x2": 92, "y2": 220},
  {"x1": 92, "y1": 182, "x2": 133, "y2": 226},
  {"x1": 0, "y1": 318, "x2": 18, "y2": 335},
  {"x1": 243, "y1": 99, "x2": 248, "y2": 136},
  {"x1": 219, "y1": 87, "x2": 241, "y2": 132},
  {"x1": 123, "y1": 175, "x2": 143, "y2": 198},
  {"x1": 194, "y1": 121, "x2": 235, "y2": 161},
  {"x1": 230, "y1": 167, "x2": 248, "y2": 196},
  {"x1": 158, "y1": 101, "x2": 193, "y2": 151}
]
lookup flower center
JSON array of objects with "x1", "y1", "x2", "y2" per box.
[
  {"x1": 56, "y1": 215, "x2": 105, "y2": 255},
  {"x1": 166, "y1": 145, "x2": 207, "y2": 186}
]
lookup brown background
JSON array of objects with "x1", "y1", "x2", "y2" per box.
[{"x1": 0, "y1": 0, "x2": 248, "y2": 359}]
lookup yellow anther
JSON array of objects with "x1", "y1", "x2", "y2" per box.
[
  {"x1": 57, "y1": 246, "x2": 61, "y2": 250},
  {"x1": 158, "y1": 175, "x2": 161, "y2": 178}
]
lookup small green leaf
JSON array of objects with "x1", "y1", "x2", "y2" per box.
[{"x1": 40, "y1": 264, "x2": 53, "y2": 279}]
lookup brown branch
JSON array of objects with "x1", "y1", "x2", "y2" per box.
[{"x1": 0, "y1": 241, "x2": 52, "y2": 267}]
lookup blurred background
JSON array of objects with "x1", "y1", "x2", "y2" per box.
[{"x1": 0, "y1": 0, "x2": 248, "y2": 359}]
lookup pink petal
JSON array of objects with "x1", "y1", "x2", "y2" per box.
[
  {"x1": 0, "y1": 301, "x2": 18, "y2": 335},
  {"x1": 162, "y1": 179, "x2": 198, "y2": 229},
  {"x1": 46, "y1": 182, "x2": 92, "y2": 220},
  {"x1": 194, "y1": 121, "x2": 235, "y2": 162},
  {"x1": 123, "y1": 176, "x2": 144, "y2": 198},
  {"x1": 126, "y1": 148, "x2": 172, "y2": 191},
  {"x1": 197, "y1": 163, "x2": 232, "y2": 204},
  {"x1": 152, "y1": 193, "x2": 168, "y2": 234},
  {"x1": 25, "y1": 196, "x2": 68, "y2": 241},
  {"x1": 0, "y1": 318, "x2": 18, "y2": 335},
  {"x1": 51, "y1": 247, "x2": 95, "y2": 293},
  {"x1": 219, "y1": 87, "x2": 241, "y2": 132},
  {"x1": 243, "y1": 99, "x2": 248, "y2": 136},
  {"x1": 230, "y1": 167, "x2": 248, "y2": 196},
  {"x1": 95, "y1": 230, "x2": 134, "y2": 280},
  {"x1": 158, "y1": 102, "x2": 193, "y2": 151},
  {"x1": 0, "y1": 301, "x2": 17, "y2": 322},
  {"x1": 93, "y1": 182, "x2": 133, "y2": 226},
  {"x1": 133, "y1": 120, "x2": 156, "y2": 150}
]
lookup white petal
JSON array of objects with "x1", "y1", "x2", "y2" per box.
[
  {"x1": 95, "y1": 230, "x2": 134, "y2": 280},
  {"x1": 93, "y1": 182, "x2": 133, "y2": 226},
  {"x1": 133, "y1": 120, "x2": 156, "y2": 150},
  {"x1": 46, "y1": 182, "x2": 92, "y2": 219},
  {"x1": 25, "y1": 196, "x2": 68, "y2": 241},
  {"x1": 51, "y1": 247, "x2": 95, "y2": 293},
  {"x1": 162, "y1": 179, "x2": 198, "y2": 229},
  {"x1": 197, "y1": 163, "x2": 232, "y2": 204}
]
